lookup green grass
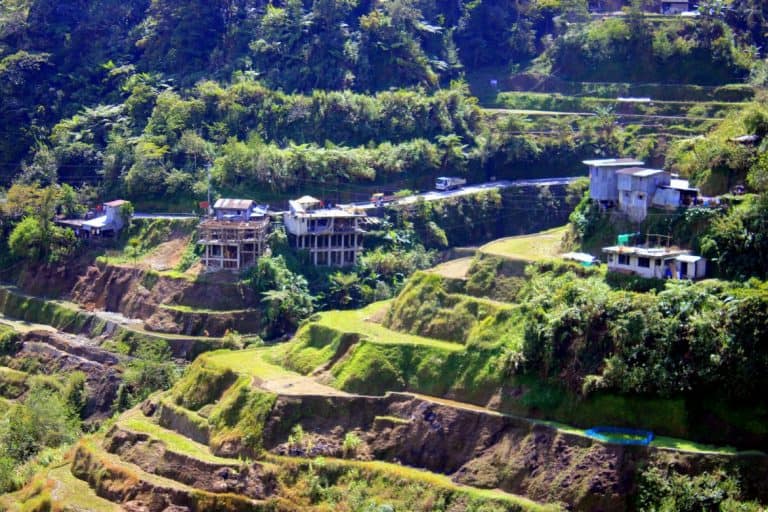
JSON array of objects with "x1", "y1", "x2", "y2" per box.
[
  {"x1": 313, "y1": 302, "x2": 466, "y2": 352},
  {"x1": 480, "y1": 226, "x2": 567, "y2": 262},
  {"x1": 159, "y1": 304, "x2": 253, "y2": 314},
  {"x1": 46, "y1": 465, "x2": 121, "y2": 512},
  {"x1": 374, "y1": 415, "x2": 411, "y2": 425},
  {"x1": 0, "y1": 366, "x2": 28, "y2": 399},
  {"x1": 205, "y1": 348, "x2": 298, "y2": 380},
  {"x1": 492, "y1": 92, "x2": 745, "y2": 119},
  {"x1": 651, "y1": 436, "x2": 742, "y2": 455}
]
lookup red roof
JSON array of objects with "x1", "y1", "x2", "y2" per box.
[{"x1": 104, "y1": 200, "x2": 128, "y2": 207}]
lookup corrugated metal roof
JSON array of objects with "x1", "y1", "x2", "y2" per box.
[
  {"x1": 214, "y1": 198, "x2": 254, "y2": 210},
  {"x1": 104, "y1": 199, "x2": 128, "y2": 207},
  {"x1": 616, "y1": 168, "x2": 666, "y2": 177},
  {"x1": 583, "y1": 158, "x2": 644, "y2": 167},
  {"x1": 676, "y1": 254, "x2": 703, "y2": 263},
  {"x1": 295, "y1": 195, "x2": 321, "y2": 205}
]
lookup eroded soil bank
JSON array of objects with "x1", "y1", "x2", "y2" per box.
[{"x1": 148, "y1": 389, "x2": 768, "y2": 511}]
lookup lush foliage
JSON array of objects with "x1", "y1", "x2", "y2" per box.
[
  {"x1": 245, "y1": 255, "x2": 314, "y2": 333},
  {"x1": 666, "y1": 103, "x2": 768, "y2": 195},
  {"x1": 549, "y1": 13, "x2": 751, "y2": 84},
  {"x1": 636, "y1": 466, "x2": 762, "y2": 512},
  {"x1": 518, "y1": 264, "x2": 768, "y2": 403},
  {"x1": 0, "y1": 380, "x2": 81, "y2": 492}
]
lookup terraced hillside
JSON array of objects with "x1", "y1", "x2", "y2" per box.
[{"x1": 2, "y1": 238, "x2": 766, "y2": 510}]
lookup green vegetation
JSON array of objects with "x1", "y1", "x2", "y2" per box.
[
  {"x1": 549, "y1": 13, "x2": 751, "y2": 84},
  {"x1": 636, "y1": 467, "x2": 763, "y2": 512},
  {"x1": 0, "y1": 382, "x2": 81, "y2": 493},
  {"x1": 268, "y1": 455, "x2": 560, "y2": 512},
  {"x1": 3, "y1": 0, "x2": 768, "y2": 509}
]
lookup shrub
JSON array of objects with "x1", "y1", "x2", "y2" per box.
[{"x1": 342, "y1": 432, "x2": 362, "y2": 458}]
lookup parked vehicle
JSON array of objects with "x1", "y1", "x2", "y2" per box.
[
  {"x1": 435, "y1": 177, "x2": 467, "y2": 191},
  {"x1": 370, "y1": 192, "x2": 395, "y2": 206}
]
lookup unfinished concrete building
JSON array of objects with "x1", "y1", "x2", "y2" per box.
[
  {"x1": 284, "y1": 196, "x2": 366, "y2": 267},
  {"x1": 198, "y1": 199, "x2": 270, "y2": 272}
]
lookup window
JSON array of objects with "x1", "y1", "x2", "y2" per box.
[
  {"x1": 656, "y1": 259, "x2": 661, "y2": 266},
  {"x1": 638, "y1": 193, "x2": 645, "y2": 201},
  {"x1": 638, "y1": 257, "x2": 650, "y2": 268},
  {"x1": 618, "y1": 254, "x2": 630, "y2": 265}
]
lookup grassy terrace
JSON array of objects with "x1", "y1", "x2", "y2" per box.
[
  {"x1": 267, "y1": 455, "x2": 562, "y2": 512},
  {"x1": 118, "y1": 408, "x2": 240, "y2": 465},
  {"x1": 46, "y1": 465, "x2": 121, "y2": 512},
  {"x1": 159, "y1": 304, "x2": 255, "y2": 314},
  {"x1": 311, "y1": 302, "x2": 466, "y2": 352},
  {"x1": 480, "y1": 226, "x2": 567, "y2": 262},
  {"x1": 429, "y1": 256, "x2": 475, "y2": 280},
  {"x1": 205, "y1": 348, "x2": 299, "y2": 381},
  {"x1": 0, "y1": 463, "x2": 121, "y2": 512}
]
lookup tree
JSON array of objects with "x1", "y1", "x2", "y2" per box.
[
  {"x1": 63, "y1": 371, "x2": 88, "y2": 419},
  {"x1": 0, "y1": 384, "x2": 79, "y2": 463},
  {"x1": 8, "y1": 214, "x2": 76, "y2": 263},
  {"x1": 8, "y1": 217, "x2": 43, "y2": 261},
  {"x1": 328, "y1": 271, "x2": 362, "y2": 308}
]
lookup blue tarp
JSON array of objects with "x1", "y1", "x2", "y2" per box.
[{"x1": 584, "y1": 426, "x2": 654, "y2": 446}]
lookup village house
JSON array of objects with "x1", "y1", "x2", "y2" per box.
[
  {"x1": 585, "y1": 158, "x2": 700, "y2": 222},
  {"x1": 616, "y1": 167, "x2": 671, "y2": 222},
  {"x1": 584, "y1": 158, "x2": 645, "y2": 208},
  {"x1": 197, "y1": 199, "x2": 270, "y2": 272},
  {"x1": 284, "y1": 196, "x2": 366, "y2": 267},
  {"x1": 57, "y1": 199, "x2": 131, "y2": 237},
  {"x1": 602, "y1": 244, "x2": 706, "y2": 280}
]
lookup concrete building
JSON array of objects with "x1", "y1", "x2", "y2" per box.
[
  {"x1": 198, "y1": 199, "x2": 270, "y2": 272},
  {"x1": 284, "y1": 196, "x2": 365, "y2": 267},
  {"x1": 602, "y1": 245, "x2": 706, "y2": 280},
  {"x1": 583, "y1": 158, "x2": 645, "y2": 207},
  {"x1": 616, "y1": 168, "x2": 671, "y2": 222}
]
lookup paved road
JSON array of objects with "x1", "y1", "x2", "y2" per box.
[
  {"x1": 133, "y1": 177, "x2": 579, "y2": 216},
  {"x1": 348, "y1": 176, "x2": 579, "y2": 210},
  {"x1": 486, "y1": 107, "x2": 721, "y2": 122},
  {"x1": 133, "y1": 213, "x2": 199, "y2": 220}
]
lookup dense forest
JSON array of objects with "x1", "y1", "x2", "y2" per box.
[{"x1": 1, "y1": 0, "x2": 768, "y2": 203}]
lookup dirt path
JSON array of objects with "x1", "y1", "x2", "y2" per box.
[
  {"x1": 258, "y1": 375, "x2": 351, "y2": 397},
  {"x1": 429, "y1": 257, "x2": 474, "y2": 279}
]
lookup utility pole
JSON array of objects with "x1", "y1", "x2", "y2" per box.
[{"x1": 206, "y1": 162, "x2": 212, "y2": 216}]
